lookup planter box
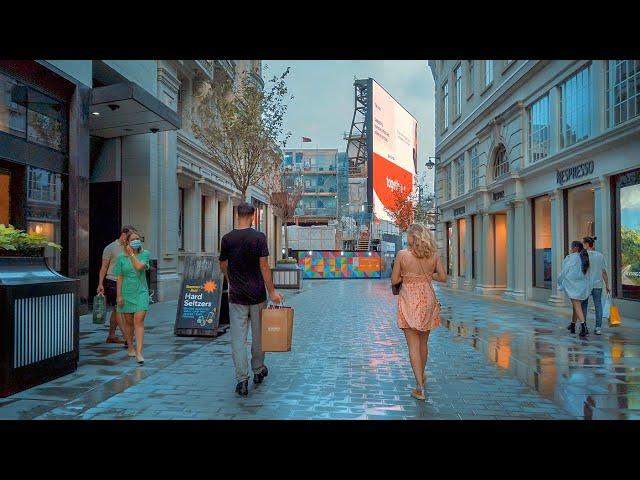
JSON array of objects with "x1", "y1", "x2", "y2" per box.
[
  {"x1": 272, "y1": 265, "x2": 303, "y2": 290},
  {"x1": 0, "y1": 256, "x2": 79, "y2": 397}
]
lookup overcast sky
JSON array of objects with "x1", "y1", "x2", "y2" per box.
[{"x1": 263, "y1": 60, "x2": 436, "y2": 192}]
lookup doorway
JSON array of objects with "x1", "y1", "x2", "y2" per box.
[
  {"x1": 0, "y1": 168, "x2": 10, "y2": 225},
  {"x1": 494, "y1": 213, "x2": 507, "y2": 287},
  {"x1": 89, "y1": 182, "x2": 121, "y2": 304}
]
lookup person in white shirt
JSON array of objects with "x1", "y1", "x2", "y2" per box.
[
  {"x1": 581, "y1": 236, "x2": 610, "y2": 335},
  {"x1": 558, "y1": 241, "x2": 591, "y2": 337}
]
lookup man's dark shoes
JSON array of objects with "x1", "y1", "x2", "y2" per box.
[
  {"x1": 235, "y1": 380, "x2": 248, "y2": 396},
  {"x1": 253, "y1": 366, "x2": 269, "y2": 385}
]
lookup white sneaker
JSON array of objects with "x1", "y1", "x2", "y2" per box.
[{"x1": 594, "y1": 328, "x2": 602, "y2": 335}]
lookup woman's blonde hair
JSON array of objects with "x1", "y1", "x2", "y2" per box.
[{"x1": 407, "y1": 223, "x2": 438, "y2": 259}]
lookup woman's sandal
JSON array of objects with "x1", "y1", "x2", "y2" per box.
[
  {"x1": 136, "y1": 354, "x2": 145, "y2": 364},
  {"x1": 411, "y1": 388, "x2": 426, "y2": 401},
  {"x1": 127, "y1": 350, "x2": 137, "y2": 357}
]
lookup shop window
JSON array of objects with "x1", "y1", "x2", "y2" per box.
[
  {"x1": 565, "y1": 183, "x2": 595, "y2": 254},
  {"x1": 26, "y1": 89, "x2": 66, "y2": 152},
  {"x1": 0, "y1": 73, "x2": 27, "y2": 138},
  {"x1": 532, "y1": 195, "x2": 552, "y2": 289},
  {"x1": 529, "y1": 94, "x2": 550, "y2": 163},
  {"x1": 27, "y1": 166, "x2": 62, "y2": 271},
  {"x1": 613, "y1": 168, "x2": 640, "y2": 301},
  {"x1": 457, "y1": 218, "x2": 467, "y2": 277},
  {"x1": 472, "y1": 215, "x2": 477, "y2": 279}
]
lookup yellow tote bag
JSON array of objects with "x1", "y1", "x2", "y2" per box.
[{"x1": 609, "y1": 302, "x2": 621, "y2": 328}]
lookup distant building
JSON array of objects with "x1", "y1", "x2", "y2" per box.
[
  {"x1": 429, "y1": 60, "x2": 640, "y2": 321},
  {"x1": 283, "y1": 148, "x2": 339, "y2": 225}
]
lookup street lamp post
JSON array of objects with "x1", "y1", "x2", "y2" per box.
[{"x1": 426, "y1": 156, "x2": 439, "y2": 170}]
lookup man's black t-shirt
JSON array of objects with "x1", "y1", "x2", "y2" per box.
[{"x1": 219, "y1": 228, "x2": 269, "y2": 305}]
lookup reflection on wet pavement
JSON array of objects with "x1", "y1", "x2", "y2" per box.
[{"x1": 437, "y1": 287, "x2": 640, "y2": 420}]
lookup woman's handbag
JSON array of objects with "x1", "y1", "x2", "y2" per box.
[
  {"x1": 93, "y1": 293, "x2": 106, "y2": 324},
  {"x1": 392, "y1": 282, "x2": 402, "y2": 295}
]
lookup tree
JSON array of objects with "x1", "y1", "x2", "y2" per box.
[
  {"x1": 384, "y1": 188, "x2": 416, "y2": 232},
  {"x1": 190, "y1": 66, "x2": 292, "y2": 200},
  {"x1": 262, "y1": 164, "x2": 304, "y2": 257}
]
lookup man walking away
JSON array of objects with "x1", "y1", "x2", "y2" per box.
[
  {"x1": 219, "y1": 203, "x2": 283, "y2": 396},
  {"x1": 581, "y1": 236, "x2": 611, "y2": 335},
  {"x1": 97, "y1": 225, "x2": 136, "y2": 344}
]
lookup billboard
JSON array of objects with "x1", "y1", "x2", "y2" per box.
[{"x1": 370, "y1": 79, "x2": 418, "y2": 222}]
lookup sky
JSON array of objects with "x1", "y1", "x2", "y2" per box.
[{"x1": 263, "y1": 60, "x2": 436, "y2": 193}]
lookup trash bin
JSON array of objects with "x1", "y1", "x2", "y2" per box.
[{"x1": 0, "y1": 256, "x2": 79, "y2": 397}]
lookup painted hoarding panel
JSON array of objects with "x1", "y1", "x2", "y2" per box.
[{"x1": 298, "y1": 251, "x2": 381, "y2": 279}]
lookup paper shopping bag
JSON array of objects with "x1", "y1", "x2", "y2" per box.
[
  {"x1": 609, "y1": 303, "x2": 621, "y2": 328},
  {"x1": 261, "y1": 305, "x2": 294, "y2": 352}
]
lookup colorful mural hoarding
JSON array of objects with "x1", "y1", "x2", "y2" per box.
[{"x1": 298, "y1": 251, "x2": 381, "y2": 279}]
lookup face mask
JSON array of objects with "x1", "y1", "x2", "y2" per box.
[{"x1": 130, "y1": 239, "x2": 143, "y2": 249}]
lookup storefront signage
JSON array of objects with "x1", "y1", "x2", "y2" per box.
[
  {"x1": 557, "y1": 161, "x2": 594, "y2": 185},
  {"x1": 454, "y1": 206, "x2": 466, "y2": 217},
  {"x1": 174, "y1": 255, "x2": 224, "y2": 337},
  {"x1": 493, "y1": 191, "x2": 504, "y2": 201}
]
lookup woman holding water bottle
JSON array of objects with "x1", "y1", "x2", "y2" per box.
[{"x1": 114, "y1": 230, "x2": 151, "y2": 364}]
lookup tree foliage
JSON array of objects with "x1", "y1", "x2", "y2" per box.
[{"x1": 190, "y1": 66, "x2": 292, "y2": 199}]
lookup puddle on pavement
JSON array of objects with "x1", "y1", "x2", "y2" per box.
[{"x1": 441, "y1": 309, "x2": 640, "y2": 420}]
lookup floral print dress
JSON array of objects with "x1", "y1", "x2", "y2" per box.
[{"x1": 396, "y1": 250, "x2": 441, "y2": 332}]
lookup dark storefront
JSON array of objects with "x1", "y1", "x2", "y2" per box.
[{"x1": 0, "y1": 60, "x2": 90, "y2": 311}]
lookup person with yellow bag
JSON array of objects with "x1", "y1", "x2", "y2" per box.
[
  {"x1": 580, "y1": 236, "x2": 611, "y2": 335},
  {"x1": 558, "y1": 241, "x2": 591, "y2": 337}
]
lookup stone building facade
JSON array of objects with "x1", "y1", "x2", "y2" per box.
[{"x1": 429, "y1": 60, "x2": 640, "y2": 321}]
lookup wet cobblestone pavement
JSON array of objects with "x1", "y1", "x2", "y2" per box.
[{"x1": 2, "y1": 279, "x2": 637, "y2": 420}]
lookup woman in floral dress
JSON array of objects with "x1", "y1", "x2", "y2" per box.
[{"x1": 391, "y1": 223, "x2": 447, "y2": 400}]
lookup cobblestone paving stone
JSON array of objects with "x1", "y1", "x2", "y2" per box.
[{"x1": 19, "y1": 280, "x2": 580, "y2": 420}]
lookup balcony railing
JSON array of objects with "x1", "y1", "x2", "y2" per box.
[{"x1": 294, "y1": 207, "x2": 338, "y2": 217}]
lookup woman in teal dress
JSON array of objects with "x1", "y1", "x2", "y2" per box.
[{"x1": 114, "y1": 230, "x2": 151, "y2": 364}]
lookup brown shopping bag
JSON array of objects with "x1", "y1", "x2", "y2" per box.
[{"x1": 261, "y1": 304, "x2": 294, "y2": 352}]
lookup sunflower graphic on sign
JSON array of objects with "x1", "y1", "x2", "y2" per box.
[{"x1": 203, "y1": 280, "x2": 217, "y2": 293}]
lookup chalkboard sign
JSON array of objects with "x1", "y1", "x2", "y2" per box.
[{"x1": 174, "y1": 255, "x2": 224, "y2": 337}]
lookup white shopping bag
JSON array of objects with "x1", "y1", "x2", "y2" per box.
[{"x1": 602, "y1": 293, "x2": 611, "y2": 319}]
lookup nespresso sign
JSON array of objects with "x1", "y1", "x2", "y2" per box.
[{"x1": 557, "y1": 161, "x2": 594, "y2": 185}]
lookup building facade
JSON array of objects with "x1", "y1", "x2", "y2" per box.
[
  {"x1": 0, "y1": 59, "x2": 280, "y2": 313},
  {"x1": 283, "y1": 148, "x2": 339, "y2": 225},
  {"x1": 429, "y1": 60, "x2": 640, "y2": 321}
]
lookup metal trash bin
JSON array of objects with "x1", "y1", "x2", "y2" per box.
[
  {"x1": 0, "y1": 256, "x2": 79, "y2": 397},
  {"x1": 272, "y1": 264, "x2": 303, "y2": 290}
]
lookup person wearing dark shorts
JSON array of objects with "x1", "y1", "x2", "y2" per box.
[
  {"x1": 97, "y1": 225, "x2": 136, "y2": 344},
  {"x1": 219, "y1": 203, "x2": 283, "y2": 396}
]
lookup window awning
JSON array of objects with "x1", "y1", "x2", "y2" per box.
[{"x1": 89, "y1": 81, "x2": 181, "y2": 138}]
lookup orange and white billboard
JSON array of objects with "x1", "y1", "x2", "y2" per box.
[{"x1": 371, "y1": 80, "x2": 417, "y2": 222}]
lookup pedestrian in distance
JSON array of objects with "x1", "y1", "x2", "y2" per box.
[
  {"x1": 558, "y1": 240, "x2": 590, "y2": 337},
  {"x1": 97, "y1": 225, "x2": 137, "y2": 346},
  {"x1": 219, "y1": 202, "x2": 283, "y2": 397},
  {"x1": 391, "y1": 223, "x2": 447, "y2": 401},
  {"x1": 581, "y1": 236, "x2": 610, "y2": 335},
  {"x1": 113, "y1": 230, "x2": 151, "y2": 364}
]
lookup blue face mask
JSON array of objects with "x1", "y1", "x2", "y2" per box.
[{"x1": 130, "y1": 239, "x2": 143, "y2": 249}]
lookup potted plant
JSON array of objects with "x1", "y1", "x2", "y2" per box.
[
  {"x1": 0, "y1": 224, "x2": 62, "y2": 258},
  {"x1": 276, "y1": 257, "x2": 299, "y2": 270}
]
